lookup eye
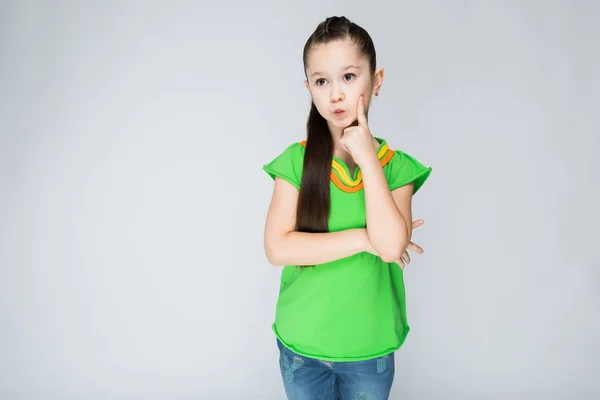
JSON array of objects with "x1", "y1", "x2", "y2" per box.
[{"x1": 315, "y1": 73, "x2": 355, "y2": 86}]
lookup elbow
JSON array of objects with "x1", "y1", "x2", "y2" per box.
[
  {"x1": 264, "y1": 241, "x2": 284, "y2": 266},
  {"x1": 380, "y1": 250, "x2": 402, "y2": 263},
  {"x1": 265, "y1": 247, "x2": 281, "y2": 266},
  {"x1": 369, "y1": 221, "x2": 411, "y2": 263},
  {"x1": 378, "y1": 238, "x2": 410, "y2": 263},
  {"x1": 377, "y1": 244, "x2": 402, "y2": 263},
  {"x1": 265, "y1": 231, "x2": 294, "y2": 266}
]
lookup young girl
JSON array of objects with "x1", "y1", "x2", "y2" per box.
[{"x1": 262, "y1": 16, "x2": 432, "y2": 399}]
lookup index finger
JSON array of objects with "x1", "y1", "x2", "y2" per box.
[
  {"x1": 356, "y1": 95, "x2": 368, "y2": 127},
  {"x1": 412, "y1": 219, "x2": 424, "y2": 229}
]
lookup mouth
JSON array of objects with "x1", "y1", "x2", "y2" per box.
[{"x1": 333, "y1": 109, "x2": 346, "y2": 115}]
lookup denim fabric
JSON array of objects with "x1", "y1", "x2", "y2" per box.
[{"x1": 277, "y1": 338, "x2": 395, "y2": 400}]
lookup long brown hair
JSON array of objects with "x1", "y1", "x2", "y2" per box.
[{"x1": 296, "y1": 16, "x2": 377, "y2": 267}]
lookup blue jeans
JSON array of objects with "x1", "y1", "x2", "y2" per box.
[{"x1": 276, "y1": 338, "x2": 395, "y2": 400}]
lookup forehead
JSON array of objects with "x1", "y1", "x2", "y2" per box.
[{"x1": 306, "y1": 39, "x2": 366, "y2": 73}]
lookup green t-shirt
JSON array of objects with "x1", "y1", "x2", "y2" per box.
[{"x1": 262, "y1": 136, "x2": 432, "y2": 362}]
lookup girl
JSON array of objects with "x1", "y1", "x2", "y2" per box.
[{"x1": 262, "y1": 16, "x2": 432, "y2": 399}]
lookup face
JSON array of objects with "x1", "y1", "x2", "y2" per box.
[{"x1": 304, "y1": 39, "x2": 383, "y2": 131}]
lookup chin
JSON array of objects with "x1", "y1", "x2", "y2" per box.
[{"x1": 331, "y1": 116, "x2": 353, "y2": 127}]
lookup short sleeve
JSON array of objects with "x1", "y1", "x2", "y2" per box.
[
  {"x1": 387, "y1": 150, "x2": 432, "y2": 194},
  {"x1": 262, "y1": 142, "x2": 305, "y2": 190}
]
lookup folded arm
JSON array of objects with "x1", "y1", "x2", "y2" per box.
[
  {"x1": 263, "y1": 177, "x2": 370, "y2": 266},
  {"x1": 361, "y1": 155, "x2": 414, "y2": 262}
]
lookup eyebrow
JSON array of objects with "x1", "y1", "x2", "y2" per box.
[{"x1": 310, "y1": 65, "x2": 361, "y2": 77}]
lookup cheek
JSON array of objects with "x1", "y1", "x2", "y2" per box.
[
  {"x1": 347, "y1": 86, "x2": 369, "y2": 105},
  {"x1": 311, "y1": 94, "x2": 328, "y2": 112}
]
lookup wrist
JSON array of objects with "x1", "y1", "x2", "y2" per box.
[{"x1": 357, "y1": 152, "x2": 380, "y2": 170}]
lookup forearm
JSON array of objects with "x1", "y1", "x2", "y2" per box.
[
  {"x1": 361, "y1": 155, "x2": 409, "y2": 262},
  {"x1": 267, "y1": 228, "x2": 369, "y2": 266}
]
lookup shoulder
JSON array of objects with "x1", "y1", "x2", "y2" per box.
[
  {"x1": 287, "y1": 140, "x2": 306, "y2": 154},
  {"x1": 276, "y1": 140, "x2": 306, "y2": 165},
  {"x1": 262, "y1": 140, "x2": 307, "y2": 190},
  {"x1": 381, "y1": 139, "x2": 433, "y2": 194},
  {"x1": 380, "y1": 137, "x2": 426, "y2": 167}
]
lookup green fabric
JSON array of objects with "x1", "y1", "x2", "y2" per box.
[{"x1": 262, "y1": 137, "x2": 432, "y2": 362}]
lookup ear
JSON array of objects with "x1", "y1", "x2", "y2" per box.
[
  {"x1": 373, "y1": 67, "x2": 384, "y2": 93},
  {"x1": 304, "y1": 80, "x2": 310, "y2": 92}
]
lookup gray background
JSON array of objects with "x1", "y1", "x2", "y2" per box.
[{"x1": 1, "y1": 1, "x2": 598, "y2": 399}]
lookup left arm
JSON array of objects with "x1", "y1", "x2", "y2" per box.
[
  {"x1": 361, "y1": 154, "x2": 414, "y2": 262},
  {"x1": 341, "y1": 95, "x2": 416, "y2": 262}
]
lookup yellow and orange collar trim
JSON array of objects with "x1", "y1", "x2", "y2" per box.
[{"x1": 299, "y1": 137, "x2": 395, "y2": 193}]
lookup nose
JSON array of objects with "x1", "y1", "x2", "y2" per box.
[{"x1": 330, "y1": 83, "x2": 344, "y2": 102}]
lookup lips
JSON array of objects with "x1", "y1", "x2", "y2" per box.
[{"x1": 334, "y1": 109, "x2": 345, "y2": 114}]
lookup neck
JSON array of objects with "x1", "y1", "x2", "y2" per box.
[{"x1": 329, "y1": 119, "x2": 357, "y2": 159}]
